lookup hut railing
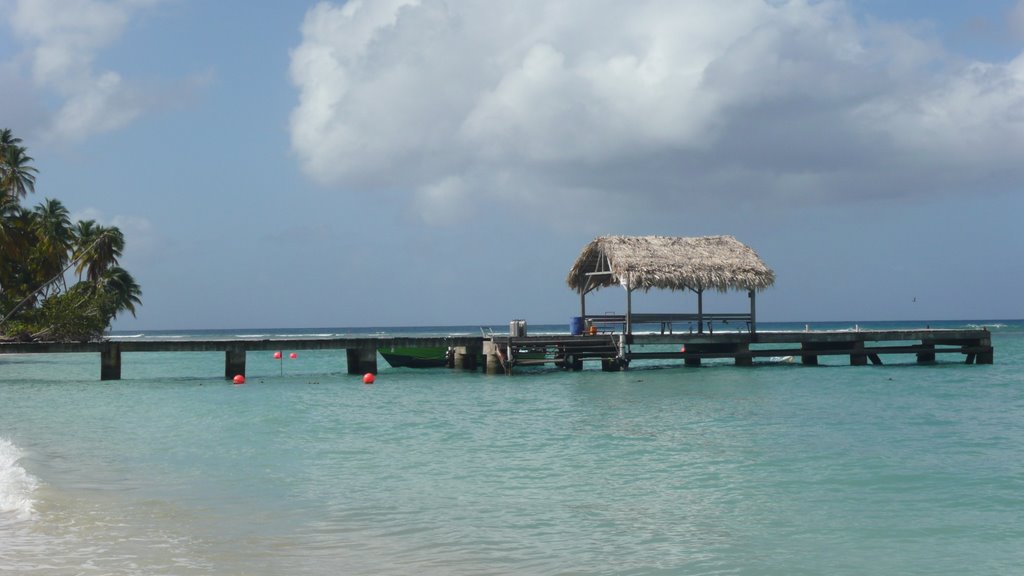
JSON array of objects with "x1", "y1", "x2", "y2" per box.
[{"x1": 585, "y1": 313, "x2": 752, "y2": 335}]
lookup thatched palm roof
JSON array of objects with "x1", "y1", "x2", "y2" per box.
[{"x1": 566, "y1": 235, "x2": 775, "y2": 293}]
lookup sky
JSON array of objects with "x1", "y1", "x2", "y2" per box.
[{"x1": 2, "y1": 0, "x2": 1023, "y2": 330}]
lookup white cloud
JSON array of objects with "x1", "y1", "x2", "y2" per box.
[
  {"x1": 6, "y1": 0, "x2": 159, "y2": 142},
  {"x1": 290, "y1": 0, "x2": 1024, "y2": 225}
]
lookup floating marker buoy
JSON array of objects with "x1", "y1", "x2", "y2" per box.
[
  {"x1": 273, "y1": 351, "x2": 282, "y2": 359},
  {"x1": 290, "y1": 352, "x2": 298, "y2": 359},
  {"x1": 232, "y1": 374, "x2": 245, "y2": 385},
  {"x1": 363, "y1": 373, "x2": 375, "y2": 384}
]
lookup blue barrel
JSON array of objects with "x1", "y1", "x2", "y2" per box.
[{"x1": 570, "y1": 316, "x2": 585, "y2": 336}]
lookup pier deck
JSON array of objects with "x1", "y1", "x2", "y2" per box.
[
  {"x1": 0, "y1": 328, "x2": 993, "y2": 380},
  {"x1": 0, "y1": 336, "x2": 482, "y2": 380},
  {"x1": 489, "y1": 328, "x2": 993, "y2": 373}
]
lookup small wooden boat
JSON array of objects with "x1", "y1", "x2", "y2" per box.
[{"x1": 380, "y1": 346, "x2": 450, "y2": 368}]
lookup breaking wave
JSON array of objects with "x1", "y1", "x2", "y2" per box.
[{"x1": 0, "y1": 437, "x2": 37, "y2": 522}]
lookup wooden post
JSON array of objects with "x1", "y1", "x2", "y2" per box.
[
  {"x1": 100, "y1": 342, "x2": 121, "y2": 381},
  {"x1": 225, "y1": 348, "x2": 246, "y2": 379},
  {"x1": 684, "y1": 344, "x2": 701, "y2": 367},
  {"x1": 505, "y1": 342, "x2": 514, "y2": 375},
  {"x1": 916, "y1": 343, "x2": 936, "y2": 364},
  {"x1": 580, "y1": 288, "x2": 586, "y2": 324},
  {"x1": 346, "y1": 347, "x2": 377, "y2": 375},
  {"x1": 697, "y1": 288, "x2": 704, "y2": 334},
  {"x1": 734, "y1": 343, "x2": 753, "y2": 367},
  {"x1": 625, "y1": 269, "x2": 633, "y2": 336},
  {"x1": 452, "y1": 345, "x2": 480, "y2": 371},
  {"x1": 801, "y1": 342, "x2": 819, "y2": 365},
  {"x1": 850, "y1": 342, "x2": 868, "y2": 366},
  {"x1": 483, "y1": 340, "x2": 504, "y2": 375},
  {"x1": 749, "y1": 289, "x2": 757, "y2": 334},
  {"x1": 976, "y1": 336, "x2": 994, "y2": 364}
]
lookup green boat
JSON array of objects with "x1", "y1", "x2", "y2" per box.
[
  {"x1": 380, "y1": 346, "x2": 451, "y2": 368},
  {"x1": 379, "y1": 345, "x2": 548, "y2": 369}
]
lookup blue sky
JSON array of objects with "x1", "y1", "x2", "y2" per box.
[{"x1": 2, "y1": 0, "x2": 1023, "y2": 330}]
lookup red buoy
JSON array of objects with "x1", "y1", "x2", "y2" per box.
[
  {"x1": 232, "y1": 374, "x2": 245, "y2": 385},
  {"x1": 273, "y1": 351, "x2": 282, "y2": 360},
  {"x1": 289, "y1": 352, "x2": 298, "y2": 359},
  {"x1": 680, "y1": 345, "x2": 686, "y2": 353},
  {"x1": 363, "y1": 373, "x2": 375, "y2": 384}
]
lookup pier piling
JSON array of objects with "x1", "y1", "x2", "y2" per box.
[
  {"x1": 482, "y1": 341, "x2": 504, "y2": 374},
  {"x1": 451, "y1": 345, "x2": 481, "y2": 371},
  {"x1": 850, "y1": 342, "x2": 868, "y2": 366},
  {"x1": 917, "y1": 344, "x2": 936, "y2": 363},
  {"x1": 346, "y1": 348, "x2": 378, "y2": 375},
  {"x1": 100, "y1": 343, "x2": 121, "y2": 381},
  {"x1": 225, "y1": 348, "x2": 246, "y2": 379}
]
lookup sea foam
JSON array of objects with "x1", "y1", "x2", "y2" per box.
[{"x1": 0, "y1": 437, "x2": 37, "y2": 522}]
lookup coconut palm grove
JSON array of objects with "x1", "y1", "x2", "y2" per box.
[{"x1": 0, "y1": 129, "x2": 141, "y2": 341}]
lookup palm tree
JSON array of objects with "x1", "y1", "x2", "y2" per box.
[
  {"x1": 91, "y1": 226, "x2": 125, "y2": 280},
  {"x1": 1, "y1": 145, "x2": 38, "y2": 201},
  {"x1": 0, "y1": 186, "x2": 22, "y2": 262},
  {"x1": 72, "y1": 221, "x2": 124, "y2": 283},
  {"x1": 0, "y1": 205, "x2": 39, "y2": 304},
  {"x1": 0, "y1": 128, "x2": 22, "y2": 152},
  {"x1": 71, "y1": 220, "x2": 100, "y2": 281},
  {"x1": 0, "y1": 130, "x2": 28, "y2": 284},
  {"x1": 31, "y1": 198, "x2": 74, "y2": 295},
  {"x1": 97, "y1": 266, "x2": 142, "y2": 319}
]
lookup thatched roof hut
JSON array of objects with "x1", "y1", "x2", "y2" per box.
[
  {"x1": 566, "y1": 235, "x2": 775, "y2": 293},
  {"x1": 566, "y1": 235, "x2": 775, "y2": 334}
]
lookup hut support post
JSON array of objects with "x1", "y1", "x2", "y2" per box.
[
  {"x1": 697, "y1": 289, "x2": 704, "y2": 334},
  {"x1": 579, "y1": 289, "x2": 586, "y2": 322},
  {"x1": 625, "y1": 269, "x2": 633, "y2": 335},
  {"x1": 749, "y1": 290, "x2": 757, "y2": 334}
]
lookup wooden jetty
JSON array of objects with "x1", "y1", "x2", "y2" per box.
[
  {"x1": 487, "y1": 327, "x2": 993, "y2": 374},
  {"x1": 0, "y1": 327, "x2": 994, "y2": 380},
  {"x1": 0, "y1": 336, "x2": 482, "y2": 380}
]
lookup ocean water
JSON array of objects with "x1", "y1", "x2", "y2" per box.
[{"x1": 2, "y1": 320, "x2": 1022, "y2": 575}]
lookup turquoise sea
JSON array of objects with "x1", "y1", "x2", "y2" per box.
[{"x1": 2, "y1": 320, "x2": 1022, "y2": 575}]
